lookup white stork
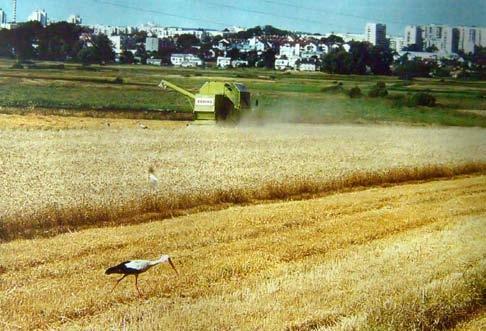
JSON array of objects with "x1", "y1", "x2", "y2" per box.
[
  {"x1": 148, "y1": 167, "x2": 159, "y2": 189},
  {"x1": 105, "y1": 255, "x2": 178, "y2": 296}
]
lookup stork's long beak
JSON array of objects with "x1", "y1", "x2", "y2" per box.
[{"x1": 168, "y1": 257, "x2": 179, "y2": 276}]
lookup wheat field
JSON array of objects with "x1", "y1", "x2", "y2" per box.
[
  {"x1": 0, "y1": 175, "x2": 484, "y2": 330},
  {"x1": 1, "y1": 119, "x2": 485, "y2": 240},
  {"x1": 1, "y1": 115, "x2": 485, "y2": 329}
]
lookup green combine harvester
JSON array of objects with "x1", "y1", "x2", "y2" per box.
[{"x1": 159, "y1": 79, "x2": 252, "y2": 124}]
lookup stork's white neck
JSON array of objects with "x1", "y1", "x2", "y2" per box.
[{"x1": 149, "y1": 255, "x2": 168, "y2": 266}]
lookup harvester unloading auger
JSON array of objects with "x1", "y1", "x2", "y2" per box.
[{"x1": 159, "y1": 79, "x2": 252, "y2": 124}]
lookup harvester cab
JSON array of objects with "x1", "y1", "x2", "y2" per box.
[{"x1": 159, "y1": 79, "x2": 251, "y2": 124}]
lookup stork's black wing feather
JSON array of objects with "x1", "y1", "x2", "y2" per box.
[{"x1": 105, "y1": 261, "x2": 135, "y2": 274}]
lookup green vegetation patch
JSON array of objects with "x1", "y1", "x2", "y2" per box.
[
  {"x1": 0, "y1": 60, "x2": 484, "y2": 127},
  {"x1": 0, "y1": 82, "x2": 192, "y2": 112}
]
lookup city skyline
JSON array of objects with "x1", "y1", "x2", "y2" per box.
[{"x1": 1, "y1": 0, "x2": 485, "y2": 35}]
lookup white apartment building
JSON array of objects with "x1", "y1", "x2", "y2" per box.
[
  {"x1": 421, "y1": 24, "x2": 444, "y2": 50},
  {"x1": 301, "y1": 44, "x2": 321, "y2": 59},
  {"x1": 231, "y1": 60, "x2": 248, "y2": 67},
  {"x1": 327, "y1": 33, "x2": 365, "y2": 43},
  {"x1": 28, "y1": 9, "x2": 48, "y2": 27},
  {"x1": 275, "y1": 58, "x2": 290, "y2": 70},
  {"x1": 138, "y1": 23, "x2": 163, "y2": 36},
  {"x1": 170, "y1": 54, "x2": 185, "y2": 66},
  {"x1": 205, "y1": 29, "x2": 223, "y2": 37},
  {"x1": 170, "y1": 54, "x2": 203, "y2": 67},
  {"x1": 414, "y1": 24, "x2": 462, "y2": 54},
  {"x1": 274, "y1": 56, "x2": 299, "y2": 70},
  {"x1": 161, "y1": 27, "x2": 182, "y2": 38},
  {"x1": 404, "y1": 25, "x2": 422, "y2": 47},
  {"x1": 145, "y1": 37, "x2": 159, "y2": 52},
  {"x1": 299, "y1": 63, "x2": 317, "y2": 71},
  {"x1": 92, "y1": 25, "x2": 118, "y2": 35},
  {"x1": 1, "y1": 23, "x2": 17, "y2": 29},
  {"x1": 397, "y1": 50, "x2": 460, "y2": 61},
  {"x1": 389, "y1": 37, "x2": 405, "y2": 52},
  {"x1": 67, "y1": 14, "x2": 82, "y2": 25},
  {"x1": 457, "y1": 26, "x2": 485, "y2": 54},
  {"x1": 247, "y1": 37, "x2": 266, "y2": 52},
  {"x1": 146, "y1": 58, "x2": 162, "y2": 66},
  {"x1": 126, "y1": 26, "x2": 137, "y2": 34},
  {"x1": 480, "y1": 28, "x2": 486, "y2": 48},
  {"x1": 365, "y1": 23, "x2": 387, "y2": 47},
  {"x1": 160, "y1": 27, "x2": 204, "y2": 39},
  {"x1": 217, "y1": 56, "x2": 231, "y2": 68},
  {"x1": 442, "y1": 27, "x2": 459, "y2": 54},
  {"x1": 137, "y1": 25, "x2": 222, "y2": 39},
  {"x1": 279, "y1": 43, "x2": 300, "y2": 58},
  {"x1": 91, "y1": 25, "x2": 136, "y2": 36},
  {"x1": 108, "y1": 35, "x2": 126, "y2": 54},
  {"x1": 0, "y1": 8, "x2": 6, "y2": 24}
]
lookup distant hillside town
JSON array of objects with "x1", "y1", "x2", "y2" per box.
[{"x1": 0, "y1": 7, "x2": 484, "y2": 78}]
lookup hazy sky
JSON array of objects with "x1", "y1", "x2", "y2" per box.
[{"x1": 2, "y1": 0, "x2": 485, "y2": 35}]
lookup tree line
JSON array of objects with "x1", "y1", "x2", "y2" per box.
[
  {"x1": 0, "y1": 21, "x2": 115, "y2": 65},
  {"x1": 321, "y1": 42, "x2": 394, "y2": 75}
]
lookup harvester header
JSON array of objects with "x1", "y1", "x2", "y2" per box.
[{"x1": 159, "y1": 79, "x2": 251, "y2": 124}]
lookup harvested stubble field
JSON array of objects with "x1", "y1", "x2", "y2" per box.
[
  {"x1": 0, "y1": 175, "x2": 485, "y2": 330},
  {"x1": 1, "y1": 121, "x2": 485, "y2": 240}
]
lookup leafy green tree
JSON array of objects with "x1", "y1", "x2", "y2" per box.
[
  {"x1": 77, "y1": 47, "x2": 97, "y2": 66},
  {"x1": 320, "y1": 34, "x2": 345, "y2": 45},
  {"x1": 239, "y1": 50, "x2": 259, "y2": 67},
  {"x1": 432, "y1": 66, "x2": 451, "y2": 78},
  {"x1": 158, "y1": 40, "x2": 177, "y2": 64},
  {"x1": 347, "y1": 41, "x2": 369, "y2": 74},
  {"x1": 0, "y1": 29, "x2": 13, "y2": 57},
  {"x1": 262, "y1": 25, "x2": 289, "y2": 36},
  {"x1": 472, "y1": 46, "x2": 486, "y2": 66},
  {"x1": 457, "y1": 46, "x2": 486, "y2": 79},
  {"x1": 231, "y1": 25, "x2": 292, "y2": 39},
  {"x1": 321, "y1": 42, "x2": 393, "y2": 75},
  {"x1": 91, "y1": 34, "x2": 115, "y2": 64},
  {"x1": 425, "y1": 45, "x2": 438, "y2": 52},
  {"x1": 403, "y1": 43, "x2": 423, "y2": 52},
  {"x1": 11, "y1": 21, "x2": 43, "y2": 60},
  {"x1": 393, "y1": 58, "x2": 436, "y2": 79},
  {"x1": 262, "y1": 48, "x2": 276, "y2": 69},
  {"x1": 368, "y1": 46, "x2": 393, "y2": 75},
  {"x1": 236, "y1": 26, "x2": 262, "y2": 39},
  {"x1": 135, "y1": 45, "x2": 148, "y2": 64},
  {"x1": 76, "y1": 34, "x2": 114, "y2": 65},
  {"x1": 227, "y1": 47, "x2": 240, "y2": 60},
  {"x1": 38, "y1": 22, "x2": 83, "y2": 60},
  {"x1": 133, "y1": 31, "x2": 147, "y2": 43},
  {"x1": 119, "y1": 49, "x2": 134, "y2": 64},
  {"x1": 322, "y1": 49, "x2": 352, "y2": 74},
  {"x1": 176, "y1": 34, "x2": 199, "y2": 52},
  {"x1": 197, "y1": 40, "x2": 213, "y2": 59}
]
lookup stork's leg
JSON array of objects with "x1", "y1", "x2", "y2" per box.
[
  {"x1": 111, "y1": 274, "x2": 127, "y2": 292},
  {"x1": 135, "y1": 274, "x2": 143, "y2": 297}
]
